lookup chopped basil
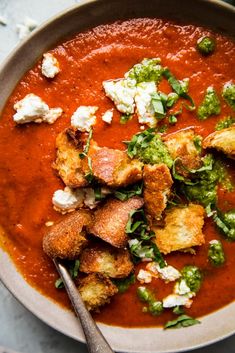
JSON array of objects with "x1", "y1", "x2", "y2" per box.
[
  {"x1": 79, "y1": 128, "x2": 93, "y2": 159},
  {"x1": 125, "y1": 129, "x2": 173, "y2": 167},
  {"x1": 158, "y1": 124, "x2": 168, "y2": 133},
  {"x1": 197, "y1": 36, "x2": 216, "y2": 56},
  {"x1": 94, "y1": 187, "x2": 107, "y2": 201},
  {"x1": 137, "y1": 287, "x2": 163, "y2": 316},
  {"x1": 164, "y1": 315, "x2": 200, "y2": 329},
  {"x1": 114, "y1": 183, "x2": 143, "y2": 201},
  {"x1": 173, "y1": 306, "x2": 185, "y2": 315},
  {"x1": 126, "y1": 58, "x2": 163, "y2": 84},
  {"x1": 193, "y1": 136, "x2": 202, "y2": 152},
  {"x1": 113, "y1": 273, "x2": 135, "y2": 293},
  {"x1": 85, "y1": 156, "x2": 94, "y2": 183},
  {"x1": 151, "y1": 92, "x2": 166, "y2": 119},
  {"x1": 166, "y1": 92, "x2": 179, "y2": 108},
  {"x1": 215, "y1": 116, "x2": 235, "y2": 130},
  {"x1": 213, "y1": 209, "x2": 235, "y2": 241},
  {"x1": 181, "y1": 265, "x2": 202, "y2": 293},
  {"x1": 126, "y1": 208, "x2": 155, "y2": 241},
  {"x1": 208, "y1": 240, "x2": 225, "y2": 266},
  {"x1": 120, "y1": 114, "x2": 132, "y2": 124},
  {"x1": 55, "y1": 260, "x2": 80, "y2": 289},
  {"x1": 168, "y1": 115, "x2": 178, "y2": 124},
  {"x1": 222, "y1": 82, "x2": 235, "y2": 110},
  {"x1": 163, "y1": 68, "x2": 195, "y2": 109},
  {"x1": 197, "y1": 87, "x2": 221, "y2": 120}
]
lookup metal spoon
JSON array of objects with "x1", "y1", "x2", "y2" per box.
[{"x1": 53, "y1": 259, "x2": 115, "y2": 353}]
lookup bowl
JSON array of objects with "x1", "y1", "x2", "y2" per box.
[{"x1": 0, "y1": 1, "x2": 235, "y2": 352}]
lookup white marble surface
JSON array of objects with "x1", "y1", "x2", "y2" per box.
[{"x1": 0, "y1": 1, "x2": 235, "y2": 353}]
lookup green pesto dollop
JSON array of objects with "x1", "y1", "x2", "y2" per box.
[
  {"x1": 181, "y1": 266, "x2": 202, "y2": 293},
  {"x1": 215, "y1": 116, "x2": 235, "y2": 131},
  {"x1": 197, "y1": 36, "x2": 216, "y2": 56},
  {"x1": 197, "y1": 87, "x2": 221, "y2": 120},
  {"x1": 140, "y1": 134, "x2": 173, "y2": 167},
  {"x1": 208, "y1": 240, "x2": 225, "y2": 266},
  {"x1": 214, "y1": 209, "x2": 235, "y2": 240},
  {"x1": 126, "y1": 58, "x2": 163, "y2": 84},
  {"x1": 222, "y1": 82, "x2": 235, "y2": 111},
  {"x1": 137, "y1": 287, "x2": 163, "y2": 316}
]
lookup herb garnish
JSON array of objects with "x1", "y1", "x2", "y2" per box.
[
  {"x1": 114, "y1": 182, "x2": 143, "y2": 201},
  {"x1": 126, "y1": 58, "x2": 163, "y2": 84},
  {"x1": 113, "y1": 273, "x2": 136, "y2": 293},
  {"x1": 213, "y1": 209, "x2": 235, "y2": 241},
  {"x1": 137, "y1": 287, "x2": 163, "y2": 316},
  {"x1": 181, "y1": 266, "x2": 202, "y2": 293},
  {"x1": 222, "y1": 82, "x2": 235, "y2": 111},
  {"x1": 55, "y1": 260, "x2": 80, "y2": 289},
  {"x1": 215, "y1": 116, "x2": 235, "y2": 130},
  {"x1": 197, "y1": 87, "x2": 221, "y2": 120},
  {"x1": 208, "y1": 240, "x2": 225, "y2": 266},
  {"x1": 120, "y1": 114, "x2": 132, "y2": 124},
  {"x1": 164, "y1": 315, "x2": 200, "y2": 329},
  {"x1": 197, "y1": 36, "x2": 216, "y2": 56},
  {"x1": 79, "y1": 128, "x2": 93, "y2": 159}
]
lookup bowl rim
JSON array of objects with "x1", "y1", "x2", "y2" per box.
[{"x1": 0, "y1": 0, "x2": 235, "y2": 352}]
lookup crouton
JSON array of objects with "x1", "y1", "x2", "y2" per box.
[
  {"x1": 54, "y1": 129, "x2": 89, "y2": 188},
  {"x1": 88, "y1": 197, "x2": 144, "y2": 248},
  {"x1": 79, "y1": 242, "x2": 134, "y2": 278},
  {"x1": 43, "y1": 210, "x2": 92, "y2": 260},
  {"x1": 163, "y1": 129, "x2": 202, "y2": 176},
  {"x1": 202, "y1": 126, "x2": 235, "y2": 159},
  {"x1": 90, "y1": 146, "x2": 143, "y2": 188},
  {"x1": 78, "y1": 273, "x2": 118, "y2": 311},
  {"x1": 143, "y1": 164, "x2": 173, "y2": 222},
  {"x1": 153, "y1": 204, "x2": 205, "y2": 254}
]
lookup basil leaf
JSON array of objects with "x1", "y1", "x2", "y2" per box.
[
  {"x1": 213, "y1": 209, "x2": 235, "y2": 240},
  {"x1": 164, "y1": 315, "x2": 200, "y2": 329},
  {"x1": 79, "y1": 128, "x2": 93, "y2": 159},
  {"x1": 55, "y1": 260, "x2": 80, "y2": 289},
  {"x1": 151, "y1": 92, "x2": 166, "y2": 119},
  {"x1": 114, "y1": 183, "x2": 143, "y2": 201}
]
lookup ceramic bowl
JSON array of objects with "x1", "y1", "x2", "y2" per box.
[{"x1": 0, "y1": 1, "x2": 235, "y2": 352}]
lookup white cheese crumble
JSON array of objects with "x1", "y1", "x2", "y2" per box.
[
  {"x1": 41, "y1": 53, "x2": 60, "y2": 79},
  {"x1": 71, "y1": 106, "x2": 98, "y2": 132},
  {"x1": 16, "y1": 16, "x2": 38, "y2": 40},
  {"x1": 137, "y1": 269, "x2": 152, "y2": 284},
  {"x1": 146, "y1": 262, "x2": 181, "y2": 283},
  {"x1": 135, "y1": 81, "x2": 157, "y2": 127},
  {"x1": 174, "y1": 279, "x2": 194, "y2": 298},
  {"x1": 162, "y1": 294, "x2": 193, "y2": 308},
  {"x1": 52, "y1": 187, "x2": 84, "y2": 213},
  {"x1": 0, "y1": 15, "x2": 7, "y2": 26},
  {"x1": 102, "y1": 109, "x2": 113, "y2": 124},
  {"x1": 103, "y1": 78, "x2": 136, "y2": 114},
  {"x1": 13, "y1": 94, "x2": 62, "y2": 124},
  {"x1": 209, "y1": 239, "x2": 219, "y2": 245}
]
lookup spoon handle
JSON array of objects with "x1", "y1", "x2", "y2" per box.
[{"x1": 54, "y1": 259, "x2": 115, "y2": 353}]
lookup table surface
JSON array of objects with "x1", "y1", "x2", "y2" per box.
[{"x1": 0, "y1": 0, "x2": 235, "y2": 352}]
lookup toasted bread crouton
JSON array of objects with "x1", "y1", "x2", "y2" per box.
[
  {"x1": 79, "y1": 242, "x2": 134, "y2": 278},
  {"x1": 90, "y1": 146, "x2": 143, "y2": 188},
  {"x1": 202, "y1": 126, "x2": 235, "y2": 159},
  {"x1": 163, "y1": 129, "x2": 202, "y2": 176},
  {"x1": 43, "y1": 210, "x2": 92, "y2": 260},
  {"x1": 54, "y1": 129, "x2": 89, "y2": 188},
  {"x1": 153, "y1": 204, "x2": 205, "y2": 254},
  {"x1": 143, "y1": 164, "x2": 173, "y2": 222},
  {"x1": 88, "y1": 197, "x2": 144, "y2": 248},
  {"x1": 78, "y1": 273, "x2": 118, "y2": 311}
]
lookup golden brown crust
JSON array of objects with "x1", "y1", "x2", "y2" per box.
[
  {"x1": 90, "y1": 146, "x2": 143, "y2": 188},
  {"x1": 153, "y1": 204, "x2": 205, "y2": 254},
  {"x1": 79, "y1": 242, "x2": 134, "y2": 278},
  {"x1": 88, "y1": 196, "x2": 144, "y2": 248},
  {"x1": 78, "y1": 273, "x2": 118, "y2": 311},
  {"x1": 163, "y1": 129, "x2": 202, "y2": 175},
  {"x1": 54, "y1": 129, "x2": 89, "y2": 188},
  {"x1": 202, "y1": 126, "x2": 235, "y2": 159},
  {"x1": 143, "y1": 164, "x2": 173, "y2": 222},
  {"x1": 43, "y1": 210, "x2": 92, "y2": 260}
]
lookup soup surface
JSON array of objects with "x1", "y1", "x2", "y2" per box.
[{"x1": 0, "y1": 18, "x2": 235, "y2": 328}]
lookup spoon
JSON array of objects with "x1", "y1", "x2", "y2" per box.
[{"x1": 53, "y1": 259, "x2": 115, "y2": 353}]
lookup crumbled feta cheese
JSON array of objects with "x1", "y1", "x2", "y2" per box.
[
  {"x1": 13, "y1": 94, "x2": 62, "y2": 124},
  {"x1": 52, "y1": 187, "x2": 84, "y2": 213},
  {"x1": 163, "y1": 294, "x2": 193, "y2": 308},
  {"x1": 0, "y1": 15, "x2": 7, "y2": 26},
  {"x1": 103, "y1": 78, "x2": 136, "y2": 114},
  {"x1": 102, "y1": 109, "x2": 113, "y2": 124},
  {"x1": 135, "y1": 81, "x2": 157, "y2": 127},
  {"x1": 16, "y1": 16, "x2": 38, "y2": 40},
  {"x1": 146, "y1": 262, "x2": 181, "y2": 283},
  {"x1": 42, "y1": 53, "x2": 60, "y2": 79},
  {"x1": 71, "y1": 106, "x2": 98, "y2": 132},
  {"x1": 209, "y1": 239, "x2": 219, "y2": 245},
  {"x1": 44, "y1": 107, "x2": 63, "y2": 124},
  {"x1": 174, "y1": 279, "x2": 194, "y2": 297},
  {"x1": 137, "y1": 269, "x2": 152, "y2": 284}
]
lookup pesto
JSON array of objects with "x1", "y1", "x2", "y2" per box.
[
  {"x1": 222, "y1": 82, "x2": 235, "y2": 111},
  {"x1": 208, "y1": 240, "x2": 225, "y2": 266},
  {"x1": 126, "y1": 58, "x2": 163, "y2": 84},
  {"x1": 197, "y1": 36, "x2": 216, "y2": 56},
  {"x1": 213, "y1": 209, "x2": 235, "y2": 241},
  {"x1": 137, "y1": 287, "x2": 163, "y2": 316},
  {"x1": 197, "y1": 87, "x2": 221, "y2": 120},
  {"x1": 215, "y1": 116, "x2": 235, "y2": 130},
  {"x1": 125, "y1": 129, "x2": 173, "y2": 167},
  {"x1": 113, "y1": 273, "x2": 135, "y2": 293},
  {"x1": 181, "y1": 266, "x2": 202, "y2": 293}
]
